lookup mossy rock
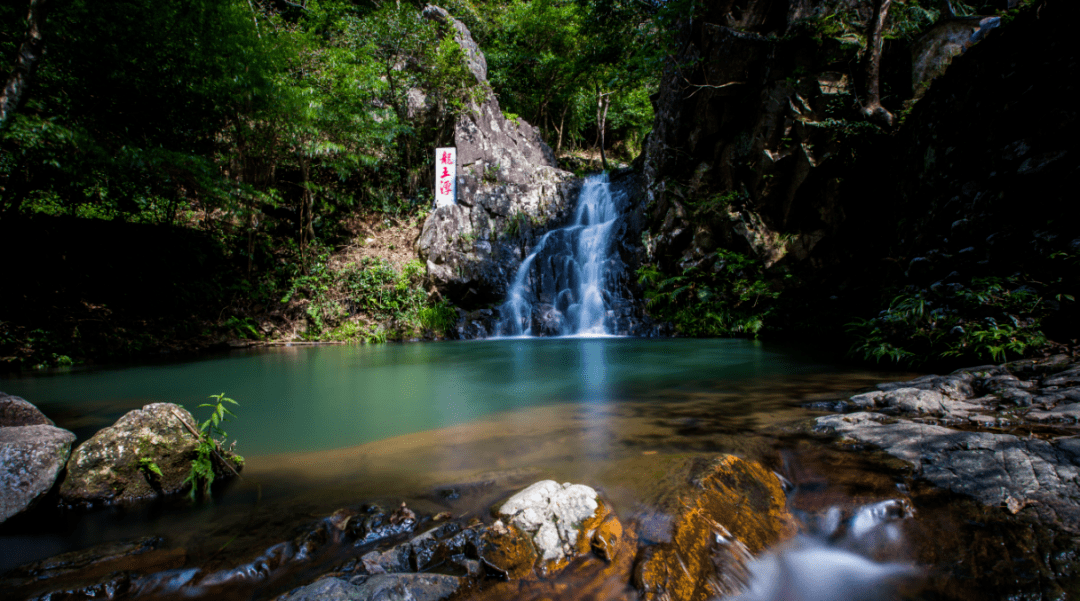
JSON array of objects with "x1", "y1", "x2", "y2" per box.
[
  {"x1": 633, "y1": 455, "x2": 797, "y2": 601},
  {"x1": 60, "y1": 403, "x2": 240, "y2": 505}
]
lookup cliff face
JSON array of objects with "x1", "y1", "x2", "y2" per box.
[
  {"x1": 638, "y1": 0, "x2": 1077, "y2": 353},
  {"x1": 417, "y1": 6, "x2": 581, "y2": 309},
  {"x1": 887, "y1": 0, "x2": 1079, "y2": 342},
  {"x1": 641, "y1": 0, "x2": 879, "y2": 274}
]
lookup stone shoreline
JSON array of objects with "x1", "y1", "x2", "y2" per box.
[{"x1": 811, "y1": 355, "x2": 1080, "y2": 533}]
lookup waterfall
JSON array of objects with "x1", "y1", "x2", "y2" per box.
[{"x1": 496, "y1": 173, "x2": 624, "y2": 337}]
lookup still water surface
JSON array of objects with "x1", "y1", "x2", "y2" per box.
[{"x1": 2, "y1": 338, "x2": 831, "y2": 456}]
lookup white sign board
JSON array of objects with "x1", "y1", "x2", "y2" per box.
[{"x1": 435, "y1": 147, "x2": 456, "y2": 207}]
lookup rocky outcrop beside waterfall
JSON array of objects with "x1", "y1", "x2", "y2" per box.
[
  {"x1": 418, "y1": 6, "x2": 581, "y2": 309},
  {"x1": 812, "y1": 354, "x2": 1080, "y2": 534}
]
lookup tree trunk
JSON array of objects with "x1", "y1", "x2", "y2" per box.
[
  {"x1": 860, "y1": 0, "x2": 894, "y2": 127},
  {"x1": 596, "y1": 87, "x2": 610, "y2": 171},
  {"x1": 554, "y1": 104, "x2": 569, "y2": 157},
  {"x1": 0, "y1": 0, "x2": 47, "y2": 131}
]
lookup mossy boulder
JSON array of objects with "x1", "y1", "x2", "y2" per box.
[
  {"x1": 60, "y1": 402, "x2": 240, "y2": 505},
  {"x1": 633, "y1": 455, "x2": 797, "y2": 601}
]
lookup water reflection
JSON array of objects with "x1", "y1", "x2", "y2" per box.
[{"x1": 0, "y1": 338, "x2": 816, "y2": 456}]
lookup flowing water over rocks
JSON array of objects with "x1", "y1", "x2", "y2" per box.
[{"x1": 496, "y1": 173, "x2": 641, "y2": 337}]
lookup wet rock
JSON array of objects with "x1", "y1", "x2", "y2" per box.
[
  {"x1": 632, "y1": 455, "x2": 797, "y2": 601},
  {"x1": 278, "y1": 573, "x2": 461, "y2": 601},
  {"x1": 0, "y1": 392, "x2": 53, "y2": 426},
  {"x1": 60, "y1": 402, "x2": 241, "y2": 505},
  {"x1": 815, "y1": 412, "x2": 1080, "y2": 533},
  {"x1": 0, "y1": 424, "x2": 76, "y2": 522},
  {"x1": 496, "y1": 480, "x2": 599, "y2": 564},
  {"x1": 481, "y1": 480, "x2": 622, "y2": 579},
  {"x1": 0, "y1": 536, "x2": 186, "y2": 600}
]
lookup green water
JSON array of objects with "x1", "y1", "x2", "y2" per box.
[{"x1": 1, "y1": 338, "x2": 816, "y2": 456}]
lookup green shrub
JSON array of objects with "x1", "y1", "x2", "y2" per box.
[{"x1": 639, "y1": 249, "x2": 787, "y2": 337}]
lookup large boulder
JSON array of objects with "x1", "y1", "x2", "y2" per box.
[
  {"x1": 632, "y1": 455, "x2": 798, "y2": 601},
  {"x1": 0, "y1": 392, "x2": 53, "y2": 426},
  {"x1": 0, "y1": 424, "x2": 76, "y2": 522},
  {"x1": 60, "y1": 402, "x2": 240, "y2": 505},
  {"x1": 417, "y1": 6, "x2": 580, "y2": 308}
]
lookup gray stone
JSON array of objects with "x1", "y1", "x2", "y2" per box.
[
  {"x1": 277, "y1": 574, "x2": 461, "y2": 601},
  {"x1": 1, "y1": 424, "x2": 76, "y2": 522},
  {"x1": 1028, "y1": 403, "x2": 1080, "y2": 423},
  {"x1": 497, "y1": 480, "x2": 600, "y2": 562},
  {"x1": 876, "y1": 373, "x2": 974, "y2": 401},
  {"x1": 61, "y1": 403, "x2": 240, "y2": 505},
  {"x1": 416, "y1": 6, "x2": 580, "y2": 308},
  {"x1": 0, "y1": 392, "x2": 53, "y2": 426},
  {"x1": 815, "y1": 412, "x2": 1080, "y2": 532}
]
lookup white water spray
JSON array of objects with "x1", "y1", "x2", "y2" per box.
[
  {"x1": 496, "y1": 173, "x2": 623, "y2": 336},
  {"x1": 724, "y1": 500, "x2": 920, "y2": 601}
]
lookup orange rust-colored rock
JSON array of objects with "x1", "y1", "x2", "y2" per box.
[
  {"x1": 481, "y1": 522, "x2": 540, "y2": 580},
  {"x1": 591, "y1": 512, "x2": 623, "y2": 562},
  {"x1": 468, "y1": 520, "x2": 641, "y2": 601},
  {"x1": 633, "y1": 455, "x2": 797, "y2": 601}
]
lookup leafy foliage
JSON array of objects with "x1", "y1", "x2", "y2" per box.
[
  {"x1": 847, "y1": 272, "x2": 1065, "y2": 365},
  {"x1": 283, "y1": 253, "x2": 455, "y2": 342},
  {"x1": 639, "y1": 249, "x2": 787, "y2": 337},
  {"x1": 184, "y1": 392, "x2": 243, "y2": 501}
]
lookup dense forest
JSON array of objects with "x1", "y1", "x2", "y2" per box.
[
  {"x1": 0, "y1": 0, "x2": 1074, "y2": 370},
  {"x1": 0, "y1": 0, "x2": 664, "y2": 367}
]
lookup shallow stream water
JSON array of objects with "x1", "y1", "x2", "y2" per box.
[{"x1": 4, "y1": 339, "x2": 1061, "y2": 600}]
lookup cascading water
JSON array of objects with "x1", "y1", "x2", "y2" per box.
[{"x1": 496, "y1": 172, "x2": 626, "y2": 337}]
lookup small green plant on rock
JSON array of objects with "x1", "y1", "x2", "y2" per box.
[
  {"x1": 138, "y1": 457, "x2": 163, "y2": 480},
  {"x1": 185, "y1": 392, "x2": 244, "y2": 500}
]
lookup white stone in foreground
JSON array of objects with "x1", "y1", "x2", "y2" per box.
[{"x1": 498, "y1": 480, "x2": 599, "y2": 561}]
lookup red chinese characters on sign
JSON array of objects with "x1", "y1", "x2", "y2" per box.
[{"x1": 435, "y1": 147, "x2": 456, "y2": 207}]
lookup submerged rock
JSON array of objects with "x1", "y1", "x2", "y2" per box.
[
  {"x1": 0, "y1": 423, "x2": 76, "y2": 522},
  {"x1": 633, "y1": 455, "x2": 798, "y2": 601},
  {"x1": 60, "y1": 402, "x2": 240, "y2": 505}
]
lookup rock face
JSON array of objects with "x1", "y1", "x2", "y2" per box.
[
  {"x1": 60, "y1": 402, "x2": 239, "y2": 505},
  {"x1": 417, "y1": 6, "x2": 581, "y2": 309},
  {"x1": 813, "y1": 355, "x2": 1080, "y2": 533},
  {"x1": 640, "y1": 0, "x2": 881, "y2": 274},
  {"x1": 0, "y1": 392, "x2": 54, "y2": 426},
  {"x1": 0, "y1": 423, "x2": 76, "y2": 522},
  {"x1": 633, "y1": 455, "x2": 798, "y2": 601}
]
